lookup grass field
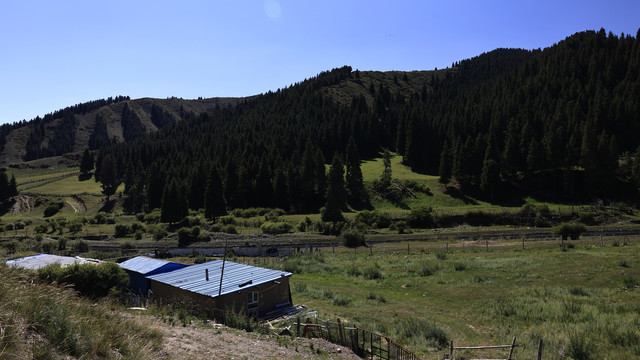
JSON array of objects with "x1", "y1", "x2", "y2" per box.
[{"x1": 258, "y1": 239, "x2": 640, "y2": 359}]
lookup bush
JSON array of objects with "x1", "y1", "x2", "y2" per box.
[
  {"x1": 114, "y1": 224, "x2": 131, "y2": 238},
  {"x1": 68, "y1": 221, "x2": 83, "y2": 234},
  {"x1": 73, "y1": 240, "x2": 89, "y2": 253},
  {"x1": 341, "y1": 230, "x2": 366, "y2": 248},
  {"x1": 44, "y1": 203, "x2": 63, "y2": 217},
  {"x1": 220, "y1": 215, "x2": 236, "y2": 225},
  {"x1": 395, "y1": 220, "x2": 408, "y2": 234},
  {"x1": 143, "y1": 210, "x2": 161, "y2": 224},
  {"x1": 395, "y1": 318, "x2": 449, "y2": 349},
  {"x1": 354, "y1": 210, "x2": 391, "y2": 229},
  {"x1": 363, "y1": 263, "x2": 383, "y2": 279},
  {"x1": 178, "y1": 226, "x2": 201, "y2": 247},
  {"x1": 260, "y1": 221, "x2": 293, "y2": 235},
  {"x1": 147, "y1": 225, "x2": 168, "y2": 240},
  {"x1": 210, "y1": 223, "x2": 221, "y2": 233},
  {"x1": 34, "y1": 223, "x2": 49, "y2": 234},
  {"x1": 37, "y1": 262, "x2": 128, "y2": 298},
  {"x1": 57, "y1": 238, "x2": 67, "y2": 251},
  {"x1": 222, "y1": 225, "x2": 237, "y2": 234},
  {"x1": 407, "y1": 206, "x2": 434, "y2": 228},
  {"x1": 553, "y1": 222, "x2": 587, "y2": 240}
]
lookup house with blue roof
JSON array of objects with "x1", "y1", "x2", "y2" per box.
[
  {"x1": 119, "y1": 256, "x2": 187, "y2": 295},
  {"x1": 147, "y1": 260, "x2": 292, "y2": 318}
]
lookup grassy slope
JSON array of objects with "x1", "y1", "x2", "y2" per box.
[
  {"x1": 0, "y1": 264, "x2": 163, "y2": 359},
  {"x1": 266, "y1": 240, "x2": 640, "y2": 359}
]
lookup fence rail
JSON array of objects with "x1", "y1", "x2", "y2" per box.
[
  {"x1": 447, "y1": 337, "x2": 519, "y2": 360},
  {"x1": 291, "y1": 316, "x2": 424, "y2": 360}
]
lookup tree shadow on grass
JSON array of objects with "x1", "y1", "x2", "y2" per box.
[
  {"x1": 444, "y1": 186, "x2": 478, "y2": 205},
  {"x1": 99, "y1": 199, "x2": 116, "y2": 213},
  {"x1": 78, "y1": 173, "x2": 93, "y2": 182}
]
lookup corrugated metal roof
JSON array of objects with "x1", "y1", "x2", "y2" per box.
[
  {"x1": 119, "y1": 256, "x2": 179, "y2": 274},
  {"x1": 147, "y1": 260, "x2": 292, "y2": 298},
  {"x1": 5, "y1": 254, "x2": 99, "y2": 270}
]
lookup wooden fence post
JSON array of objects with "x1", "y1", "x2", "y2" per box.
[
  {"x1": 507, "y1": 336, "x2": 516, "y2": 360},
  {"x1": 486, "y1": 240, "x2": 489, "y2": 252},
  {"x1": 537, "y1": 339, "x2": 543, "y2": 360},
  {"x1": 296, "y1": 317, "x2": 300, "y2": 337},
  {"x1": 449, "y1": 340, "x2": 454, "y2": 360},
  {"x1": 337, "y1": 318, "x2": 344, "y2": 345}
]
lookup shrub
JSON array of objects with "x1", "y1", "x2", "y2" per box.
[
  {"x1": 73, "y1": 240, "x2": 89, "y2": 253},
  {"x1": 395, "y1": 318, "x2": 449, "y2": 349},
  {"x1": 354, "y1": 210, "x2": 391, "y2": 229},
  {"x1": 57, "y1": 238, "x2": 67, "y2": 251},
  {"x1": 407, "y1": 206, "x2": 434, "y2": 228},
  {"x1": 44, "y1": 204, "x2": 62, "y2": 217},
  {"x1": 553, "y1": 222, "x2": 587, "y2": 240},
  {"x1": 297, "y1": 221, "x2": 307, "y2": 232},
  {"x1": 34, "y1": 223, "x2": 49, "y2": 234},
  {"x1": 332, "y1": 295, "x2": 352, "y2": 307},
  {"x1": 178, "y1": 226, "x2": 201, "y2": 247},
  {"x1": 114, "y1": 224, "x2": 131, "y2": 238},
  {"x1": 260, "y1": 221, "x2": 293, "y2": 235},
  {"x1": 130, "y1": 222, "x2": 145, "y2": 232},
  {"x1": 220, "y1": 215, "x2": 236, "y2": 225},
  {"x1": 210, "y1": 223, "x2": 221, "y2": 232},
  {"x1": 395, "y1": 220, "x2": 408, "y2": 234},
  {"x1": 222, "y1": 224, "x2": 237, "y2": 234},
  {"x1": 68, "y1": 221, "x2": 83, "y2": 234},
  {"x1": 143, "y1": 211, "x2": 161, "y2": 224},
  {"x1": 363, "y1": 263, "x2": 383, "y2": 279},
  {"x1": 37, "y1": 262, "x2": 128, "y2": 298},
  {"x1": 341, "y1": 230, "x2": 366, "y2": 248},
  {"x1": 5, "y1": 223, "x2": 14, "y2": 231},
  {"x1": 147, "y1": 225, "x2": 168, "y2": 240},
  {"x1": 93, "y1": 212, "x2": 108, "y2": 224},
  {"x1": 134, "y1": 230, "x2": 143, "y2": 240}
]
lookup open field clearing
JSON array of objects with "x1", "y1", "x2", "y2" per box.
[{"x1": 252, "y1": 239, "x2": 640, "y2": 359}]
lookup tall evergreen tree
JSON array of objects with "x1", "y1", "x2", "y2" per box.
[
  {"x1": 8, "y1": 175, "x2": 18, "y2": 198},
  {"x1": 345, "y1": 136, "x2": 366, "y2": 203},
  {"x1": 438, "y1": 141, "x2": 452, "y2": 184},
  {"x1": 99, "y1": 154, "x2": 119, "y2": 200},
  {"x1": 204, "y1": 165, "x2": 227, "y2": 219},
  {"x1": 161, "y1": 179, "x2": 188, "y2": 224},
  {"x1": 80, "y1": 148, "x2": 94, "y2": 174},
  {"x1": 322, "y1": 153, "x2": 346, "y2": 222}
]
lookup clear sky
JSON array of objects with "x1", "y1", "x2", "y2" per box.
[{"x1": 1, "y1": 0, "x2": 638, "y2": 125}]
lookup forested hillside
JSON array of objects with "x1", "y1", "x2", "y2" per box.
[
  {"x1": 90, "y1": 29, "x2": 640, "y2": 216},
  {"x1": 0, "y1": 96, "x2": 242, "y2": 165}
]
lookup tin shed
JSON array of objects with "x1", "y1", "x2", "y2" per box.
[
  {"x1": 119, "y1": 256, "x2": 187, "y2": 295},
  {"x1": 147, "y1": 260, "x2": 292, "y2": 317}
]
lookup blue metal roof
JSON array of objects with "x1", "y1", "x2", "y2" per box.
[
  {"x1": 119, "y1": 256, "x2": 185, "y2": 275},
  {"x1": 147, "y1": 260, "x2": 292, "y2": 298}
]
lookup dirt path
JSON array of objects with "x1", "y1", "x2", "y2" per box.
[
  {"x1": 135, "y1": 315, "x2": 360, "y2": 360},
  {"x1": 11, "y1": 195, "x2": 33, "y2": 215},
  {"x1": 66, "y1": 195, "x2": 87, "y2": 214}
]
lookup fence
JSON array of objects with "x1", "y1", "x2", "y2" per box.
[
  {"x1": 286, "y1": 316, "x2": 423, "y2": 360},
  {"x1": 446, "y1": 337, "x2": 519, "y2": 360}
]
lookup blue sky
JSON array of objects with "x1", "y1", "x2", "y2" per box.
[{"x1": 1, "y1": 0, "x2": 638, "y2": 124}]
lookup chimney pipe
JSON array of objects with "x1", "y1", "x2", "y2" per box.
[{"x1": 205, "y1": 268, "x2": 209, "y2": 281}]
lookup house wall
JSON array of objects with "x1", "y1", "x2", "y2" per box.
[{"x1": 149, "y1": 277, "x2": 291, "y2": 317}]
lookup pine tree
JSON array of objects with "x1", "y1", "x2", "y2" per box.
[
  {"x1": 161, "y1": 179, "x2": 188, "y2": 224},
  {"x1": 322, "y1": 153, "x2": 346, "y2": 222},
  {"x1": 438, "y1": 141, "x2": 452, "y2": 184},
  {"x1": 345, "y1": 136, "x2": 366, "y2": 203},
  {"x1": 99, "y1": 154, "x2": 119, "y2": 200},
  {"x1": 0, "y1": 172, "x2": 8, "y2": 201},
  {"x1": 80, "y1": 148, "x2": 94, "y2": 174},
  {"x1": 255, "y1": 156, "x2": 272, "y2": 207},
  {"x1": 8, "y1": 175, "x2": 18, "y2": 197},
  {"x1": 204, "y1": 165, "x2": 227, "y2": 219}
]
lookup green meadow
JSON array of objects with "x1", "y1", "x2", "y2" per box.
[{"x1": 263, "y1": 239, "x2": 640, "y2": 359}]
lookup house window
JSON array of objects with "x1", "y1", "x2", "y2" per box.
[{"x1": 247, "y1": 291, "x2": 259, "y2": 315}]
